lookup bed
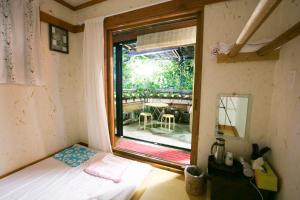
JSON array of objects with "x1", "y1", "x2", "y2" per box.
[{"x1": 0, "y1": 145, "x2": 152, "y2": 200}]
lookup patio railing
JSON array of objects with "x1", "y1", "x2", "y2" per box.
[{"x1": 119, "y1": 89, "x2": 193, "y2": 102}]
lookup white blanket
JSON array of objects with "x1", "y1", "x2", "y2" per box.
[{"x1": 0, "y1": 152, "x2": 151, "y2": 200}]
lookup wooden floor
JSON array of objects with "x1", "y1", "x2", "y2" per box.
[{"x1": 131, "y1": 167, "x2": 208, "y2": 200}]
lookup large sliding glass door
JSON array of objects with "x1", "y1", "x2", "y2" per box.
[{"x1": 113, "y1": 23, "x2": 196, "y2": 165}]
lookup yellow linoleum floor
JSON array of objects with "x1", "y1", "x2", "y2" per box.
[{"x1": 134, "y1": 168, "x2": 208, "y2": 200}]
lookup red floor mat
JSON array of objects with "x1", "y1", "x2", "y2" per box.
[{"x1": 116, "y1": 139, "x2": 190, "y2": 165}]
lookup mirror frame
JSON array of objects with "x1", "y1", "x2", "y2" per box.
[{"x1": 215, "y1": 94, "x2": 251, "y2": 140}]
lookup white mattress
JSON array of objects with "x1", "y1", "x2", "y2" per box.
[{"x1": 0, "y1": 151, "x2": 151, "y2": 200}]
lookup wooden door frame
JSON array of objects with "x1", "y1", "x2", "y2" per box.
[{"x1": 103, "y1": 3, "x2": 204, "y2": 166}]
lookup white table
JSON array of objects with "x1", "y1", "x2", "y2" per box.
[{"x1": 145, "y1": 102, "x2": 168, "y2": 120}]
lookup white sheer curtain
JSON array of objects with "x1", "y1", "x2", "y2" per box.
[
  {"x1": 83, "y1": 17, "x2": 112, "y2": 152},
  {"x1": 0, "y1": 0, "x2": 41, "y2": 85}
]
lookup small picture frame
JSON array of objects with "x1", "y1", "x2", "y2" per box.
[{"x1": 49, "y1": 24, "x2": 69, "y2": 54}]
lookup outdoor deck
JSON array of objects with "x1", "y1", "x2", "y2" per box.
[{"x1": 123, "y1": 121, "x2": 191, "y2": 150}]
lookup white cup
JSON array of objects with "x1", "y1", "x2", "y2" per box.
[{"x1": 225, "y1": 152, "x2": 233, "y2": 166}]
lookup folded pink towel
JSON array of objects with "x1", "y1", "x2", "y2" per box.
[{"x1": 84, "y1": 154, "x2": 130, "y2": 183}]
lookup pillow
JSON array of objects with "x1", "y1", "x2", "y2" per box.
[{"x1": 53, "y1": 145, "x2": 96, "y2": 167}]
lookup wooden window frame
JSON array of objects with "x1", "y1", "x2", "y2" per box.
[{"x1": 103, "y1": 2, "x2": 204, "y2": 166}]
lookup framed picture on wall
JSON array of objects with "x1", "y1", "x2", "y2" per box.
[{"x1": 49, "y1": 24, "x2": 69, "y2": 54}]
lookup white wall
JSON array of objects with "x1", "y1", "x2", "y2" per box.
[
  {"x1": 0, "y1": 0, "x2": 82, "y2": 176},
  {"x1": 198, "y1": 0, "x2": 276, "y2": 166},
  {"x1": 267, "y1": 36, "x2": 300, "y2": 200},
  {"x1": 43, "y1": 0, "x2": 300, "y2": 199},
  {"x1": 5, "y1": 1, "x2": 175, "y2": 161},
  {"x1": 76, "y1": 1, "x2": 300, "y2": 199},
  {"x1": 1, "y1": 0, "x2": 299, "y2": 198},
  {"x1": 200, "y1": 1, "x2": 300, "y2": 200}
]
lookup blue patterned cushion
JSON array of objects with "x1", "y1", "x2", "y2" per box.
[{"x1": 53, "y1": 145, "x2": 96, "y2": 167}]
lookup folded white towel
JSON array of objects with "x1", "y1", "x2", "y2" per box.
[{"x1": 84, "y1": 154, "x2": 130, "y2": 183}]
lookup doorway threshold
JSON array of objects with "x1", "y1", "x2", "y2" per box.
[{"x1": 114, "y1": 137, "x2": 190, "y2": 167}]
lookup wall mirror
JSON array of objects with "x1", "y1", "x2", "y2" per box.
[{"x1": 216, "y1": 94, "x2": 250, "y2": 139}]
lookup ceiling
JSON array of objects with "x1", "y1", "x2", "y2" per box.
[{"x1": 62, "y1": 0, "x2": 91, "y2": 7}]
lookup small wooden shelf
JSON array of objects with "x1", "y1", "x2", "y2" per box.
[{"x1": 217, "y1": 50, "x2": 280, "y2": 63}]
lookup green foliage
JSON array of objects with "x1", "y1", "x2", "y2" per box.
[{"x1": 122, "y1": 48, "x2": 194, "y2": 91}]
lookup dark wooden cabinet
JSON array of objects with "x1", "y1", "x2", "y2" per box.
[
  {"x1": 208, "y1": 156, "x2": 275, "y2": 200},
  {"x1": 210, "y1": 175, "x2": 274, "y2": 200}
]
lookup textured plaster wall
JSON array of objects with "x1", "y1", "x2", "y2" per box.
[
  {"x1": 0, "y1": 0, "x2": 175, "y2": 175},
  {"x1": 200, "y1": 1, "x2": 300, "y2": 199},
  {"x1": 0, "y1": 1, "x2": 82, "y2": 176},
  {"x1": 1, "y1": 0, "x2": 299, "y2": 198},
  {"x1": 267, "y1": 1, "x2": 300, "y2": 199},
  {"x1": 268, "y1": 36, "x2": 300, "y2": 200},
  {"x1": 266, "y1": 1, "x2": 300, "y2": 198},
  {"x1": 198, "y1": 0, "x2": 276, "y2": 166}
]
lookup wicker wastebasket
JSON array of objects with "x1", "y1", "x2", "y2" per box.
[{"x1": 184, "y1": 165, "x2": 206, "y2": 196}]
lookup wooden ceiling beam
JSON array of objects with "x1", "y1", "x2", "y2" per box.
[
  {"x1": 228, "y1": 0, "x2": 281, "y2": 57},
  {"x1": 74, "y1": 0, "x2": 107, "y2": 10},
  {"x1": 54, "y1": 0, "x2": 107, "y2": 11},
  {"x1": 40, "y1": 11, "x2": 74, "y2": 32},
  {"x1": 54, "y1": 0, "x2": 225, "y2": 11},
  {"x1": 112, "y1": 19, "x2": 197, "y2": 43},
  {"x1": 104, "y1": 0, "x2": 229, "y2": 31},
  {"x1": 43, "y1": 0, "x2": 228, "y2": 33},
  {"x1": 257, "y1": 21, "x2": 300, "y2": 55},
  {"x1": 40, "y1": 11, "x2": 84, "y2": 33},
  {"x1": 74, "y1": 24, "x2": 85, "y2": 33}
]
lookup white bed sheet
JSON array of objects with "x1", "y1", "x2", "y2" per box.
[{"x1": 0, "y1": 152, "x2": 151, "y2": 200}]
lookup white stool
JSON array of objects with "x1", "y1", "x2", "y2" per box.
[
  {"x1": 161, "y1": 114, "x2": 175, "y2": 131},
  {"x1": 139, "y1": 112, "x2": 153, "y2": 130}
]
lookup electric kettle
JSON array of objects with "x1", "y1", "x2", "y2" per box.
[{"x1": 211, "y1": 138, "x2": 225, "y2": 164}]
